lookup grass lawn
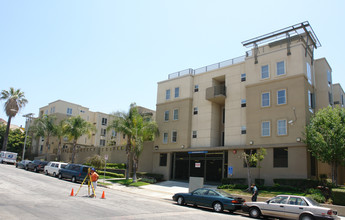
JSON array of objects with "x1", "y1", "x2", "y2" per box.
[
  {"x1": 108, "y1": 179, "x2": 150, "y2": 187},
  {"x1": 223, "y1": 188, "x2": 306, "y2": 198}
]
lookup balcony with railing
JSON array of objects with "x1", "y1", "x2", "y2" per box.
[{"x1": 206, "y1": 85, "x2": 226, "y2": 104}]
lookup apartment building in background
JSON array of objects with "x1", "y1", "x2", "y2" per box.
[
  {"x1": 152, "y1": 22, "x2": 345, "y2": 185},
  {"x1": 32, "y1": 100, "x2": 144, "y2": 160}
]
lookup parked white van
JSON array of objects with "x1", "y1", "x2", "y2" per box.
[{"x1": 44, "y1": 162, "x2": 68, "y2": 177}]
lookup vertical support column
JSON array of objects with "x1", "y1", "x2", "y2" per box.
[
  {"x1": 254, "y1": 43, "x2": 259, "y2": 64},
  {"x1": 287, "y1": 33, "x2": 291, "y2": 56}
]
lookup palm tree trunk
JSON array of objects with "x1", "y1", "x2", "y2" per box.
[
  {"x1": 57, "y1": 138, "x2": 62, "y2": 161},
  {"x1": 71, "y1": 140, "x2": 77, "y2": 163},
  {"x1": 45, "y1": 136, "x2": 50, "y2": 161},
  {"x1": 125, "y1": 144, "x2": 130, "y2": 180},
  {"x1": 132, "y1": 157, "x2": 138, "y2": 183},
  {"x1": 2, "y1": 116, "x2": 12, "y2": 151}
]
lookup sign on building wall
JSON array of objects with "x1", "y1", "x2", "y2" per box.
[{"x1": 195, "y1": 162, "x2": 201, "y2": 168}]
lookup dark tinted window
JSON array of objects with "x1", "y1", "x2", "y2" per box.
[
  {"x1": 159, "y1": 153, "x2": 167, "y2": 166},
  {"x1": 72, "y1": 165, "x2": 81, "y2": 171},
  {"x1": 274, "y1": 147, "x2": 288, "y2": 167},
  {"x1": 82, "y1": 167, "x2": 89, "y2": 172},
  {"x1": 61, "y1": 164, "x2": 67, "y2": 168}
]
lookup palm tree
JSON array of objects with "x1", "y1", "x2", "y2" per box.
[
  {"x1": 131, "y1": 108, "x2": 159, "y2": 182},
  {"x1": 55, "y1": 120, "x2": 65, "y2": 161},
  {"x1": 30, "y1": 114, "x2": 57, "y2": 161},
  {"x1": 108, "y1": 103, "x2": 138, "y2": 180},
  {"x1": 63, "y1": 115, "x2": 96, "y2": 163},
  {"x1": 1, "y1": 88, "x2": 28, "y2": 151}
]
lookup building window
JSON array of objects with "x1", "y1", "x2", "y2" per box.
[
  {"x1": 241, "y1": 73, "x2": 246, "y2": 82},
  {"x1": 166, "y1": 89, "x2": 171, "y2": 100},
  {"x1": 172, "y1": 131, "x2": 177, "y2": 143},
  {"x1": 123, "y1": 134, "x2": 126, "y2": 139},
  {"x1": 277, "y1": 61, "x2": 285, "y2": 76},
  {"x1": 261, "y1": 92, "x2": 270, "y2": 107},
  {"x1": 274, "y1": 147, "x2": 288, "y2": 167},
  {"x1": 193, "y1": 107, "x2": 198, "y2": 115},
  {"x1": 45, "y1": 110, "x2": 48, "y2": 115},
  {"x1": 327, "y1": 70, "x2": 332, "y2": 85},
  {"x1": 67, "y1": 108, "x2": 72, "y2": 115},
  {"x1": 173, "y1": 109, "x2": 179, "y2": 120},
  {"x1": 342, "y1": 94, "x2": 344, "y2": 106},
  {"x1": 101, "y1": 128, "x2": 106, "y2": 137},
  {"x1": 50, "y1": 106, "x2": 55, "y2": 113},
  {"x1": 241, "y1": 99, "x2": 246, "y2": 107},
  {"x1": 261, "y1": 65, "x2": 269, "y2": 79},
  {"x1": 174, "y1": 87, "x2": 180, "y2": 98},
  {"x1": 164, "y1": 110, "x2": 169, "y2": 121},
  {"x1": 194, "y1": 85, "x2": 199, "y2": 92},
  {"x1": 241, "y1": 126, "x2": 246, "y2": 134},
  {"x1": 102, "y1": 118, "x2": 107, "y2": 126},
  {"x1": 222, "y1": 108, "x2": 225, "y2": 124},
  {"x1": 277, "y1": 89, "x2": 286, "y2": 105},
  {"x1": 277, "y1": 120, "x2": 287, "y2": 136},
  {"x1": 112, "y1": 130, "x2": 117, "y2": 137},
  {"x1": 159, "y1": 153, "x2": 167, "y2": 166},
  {"x1": 328, "y1": 92, "x2": 333, "y2": 106},
  {"x1": 100, "y1": 139, "x2": 106, "y2": 146},
  {"x1": 192, "y1": 130, "x2": 197, "y2": 138},
  {"x1": 261, "y1": 121, "x2": 270, "y2": 137},
  {"x1": 308, "y1": 90, "x2": 314, "y2": 112},
  {"x1": 163, "y1": 133, "x2": 168, "y2": 144},
  {"x1": 307, "y1": 62, "x2": 312, "y2": 85}
]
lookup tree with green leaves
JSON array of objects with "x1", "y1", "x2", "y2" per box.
[
  {"x1": 108, "y1": 103, "x2": 138, "y2": 180},
  {"x1": 55, "y1": 120, "x2": 65, "y2": 161},
  {"x1": 131, "y1": 107, "x2": 159, "y2": 182},
  {"x1": 63, "y1": 115, "x2": 96, "y2": 163},
  {"x1": 304, "y1": 106, "x2": 345, "y2": 186},
  {"x1": 242, "y1": 148, "x2": 266, "y2": 190},
  {"x1": 30, "y1": 114, "x2": 58, "y2": 161},
  {"x1": 0, "y1": 124, "x2": 28, "y2": 159},
  {"x1": 1, "y1": 87, "x2": 28, "y2": 151}
]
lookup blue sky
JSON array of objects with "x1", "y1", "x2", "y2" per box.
[{"x1": 1, "y1": 0, "x2": 344, "y2": 127}]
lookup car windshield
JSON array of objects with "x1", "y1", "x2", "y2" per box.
[
  {"x1": 305, "y1": 197, "x2": 320, "y2": 206},
  {"x1": 214, "y1": 189, "x2": 232, "y2": 197}
]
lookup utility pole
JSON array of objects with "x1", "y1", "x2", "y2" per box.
[{"x1": 22, "y1": 113, "x2": 34, "y2": 160}]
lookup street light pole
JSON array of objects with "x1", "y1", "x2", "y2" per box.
[{"x1": 22, "y1": 113, "x2": 34, "y2": 160}]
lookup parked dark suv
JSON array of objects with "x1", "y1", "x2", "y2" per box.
[
  {"x1": 26, "y1": 160, "x2": 49, "y2": 172},
  {"x1": 58, "y1": 164, "x2": 92, "y2": 183}
]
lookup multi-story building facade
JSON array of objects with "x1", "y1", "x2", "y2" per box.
[
  {"x1": 152, "y1": 22, "x2": 344, "y2": 185},
  {"x1": 32, "y1": 100, "x2": 126, "y2": 160}
]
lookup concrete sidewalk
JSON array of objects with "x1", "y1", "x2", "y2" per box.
[{"x1": 106, "y1": 180, "x2": 345, "y2": 219}]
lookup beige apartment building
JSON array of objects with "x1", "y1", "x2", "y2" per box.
[
  {"x1": 152, "y1": 22, "x2": 345, "y2": 185},
  {"x1": 32, "y1": 100, "x2": 126, "y2": 161}
]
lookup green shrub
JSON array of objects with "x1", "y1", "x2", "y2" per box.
[
  {"x1": 273, "y1": 179, "x2": 319, "y2": 190},
  {"x1": 270, "y1": 183, "x2": 299, "y2": 192},
  {"x1": 221, "y1": 178, "x2": 247, "y2": 185},
  {"x1": 136, "y1": 172, "x2": 164, "y2": 182},
  {"x1": 218, "y1": 184, "x2": 247, "y2": 190},
  {"x1": 141, "y1": 177, "x2": 157, "y2": 184},
  {"x1": 255, "y1": 179, "x2": 265, "y2": 187},
  {"x1": 332, "y1": 188, "x2": 345, "y2": 206},
  {"x1": 106, "y1": 163, "x2": 126, "y2": 169},
  {"x1": 97, "y1": 170, "x2": 124, "y2": 178}
]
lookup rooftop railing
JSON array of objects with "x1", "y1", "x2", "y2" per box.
[{"x1": 168, "y1": 51, "x2": 252, "y2": 80}]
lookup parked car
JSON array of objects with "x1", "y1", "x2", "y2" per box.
[
  {"x1": 172, "y1": 188, "x2": 245, "y2": 213},
  {"x1": 16, "y1": 160, "x2": 31, "y2": 169},
  {"x1": 242, "y1": 195, "x2": 340, "y2": 220},
  {"x1": 58, "y1": 164, "x2": 92, "y2": 183},
  {"x1": 44, "y1": 161, "x2": 68, "y2": 177},
  {"x1": 26, "y1": 160, "x2": 49, "y2": 172}
]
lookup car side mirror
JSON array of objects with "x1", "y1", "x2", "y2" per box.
[{"x1": 266, "y1": 201, "x2": 270, "y2": 204}]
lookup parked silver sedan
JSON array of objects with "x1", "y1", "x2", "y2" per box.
[{"x1": 242, "y1": 195, "x2": 339, "y2": 220}]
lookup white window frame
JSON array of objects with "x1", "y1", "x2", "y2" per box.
[
  {"x1": 261, "y1": 121, "x2": 270, "y2": 137},
  {"x1": 261, "y1": 92, "x2": 270, "y2": 107},
  {"x1": 102, "y1": 118, "x2": 108, "y2": 126},
  {"x1": 277, "y1": 119, "x2": 287, "y2": 136},
  {"x1": 261, "y1": 65, "x2": 269, "y2": 79},
  {"x1": 164, "y1": 110, "x2": 169, "y2": 121},
  {"x1": 241, "y1": 73, "x2": 246, "y2": 82},
  {"x1": 277, "y1": 89, "x2": 286, "y2": 105},
  {"x1": 67, "y1": 108, "x2": 72, "y2": 115},
  {"x1": 163, "y1": 132, "x2": 168, "y2": 144},
  {"x1": 276, "y1": 61, "x2": 285, "y2": 76},
  {"x1": 241, "y1": 126, "x2": 246, "y2": 134},
  {"x1": 194, "y1": 85, "x2": 199, "y2": 92},
  {"x1": 172, "y1": 131, "x2": 177, "y2": 143},
  {"x1": 307, "y1": 62, "x2": 312, "y2": 85},
  {"x1": 192, "y1": 130, "x2": 197, "y2": 138},
  {"x1": 174, "y1": 87, "x2": 180, "y2": 98},
  {"x1": 193, "y1": 107, "x2": 198, "y2": 115},
  {"x1": 173, "y1": 109, "x2": 179, "y2": 120},
  {"x1": 166, "y1": 89, "x2": 171, "y2": 100},
  {"x1": 241, "y1": 99, "x2": 246, "y2": 107}
]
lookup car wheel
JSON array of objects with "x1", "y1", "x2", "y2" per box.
[
  {"x1": 177, "y1": 196, "x2": 185, "y2": 205},
  {"x1": 25, "y1": 166, "x2": 28, "y2": 170},
  {"x1": 53, "y1": 172, "x2": 56, "y2": 177},
  {"x1": 45, "y1": 170, "x2": 48, "y2": 175},
  {"x1": 249, "y1": 207, "x2": 261, "y2": 218},
  {"x1": 213, "y1": 202, "x2": 224, "y2": 212},
  {"x1": 299, "y1": 214, "x2": 314, "y2": 220},
  {"x1": 58, "y1": 173, "x2": 62, "y2": 179},
  {"x1": 34, "y1": 167, "x2": 38, "y2": 172},
  {"x1": 71, "y1": 176, "x2": 76, "y2": 183}
]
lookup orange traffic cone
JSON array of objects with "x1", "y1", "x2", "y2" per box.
[
  {"x1": 101, "y1": 191, "x2": 105, "y2": 199},
  {"x1": 70, "y1": 188, "x2": 74, "y2": 196}
]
